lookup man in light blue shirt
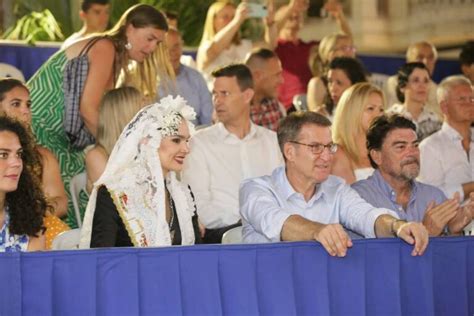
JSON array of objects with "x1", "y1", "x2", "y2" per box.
[
  {"x1": 352, "y1": 114, "x2": 472, "y2": 236},
  {"x1": 240, "y1": 112, "x2": 429, "y2": 257},
  {"x1": 158, "y1": 28, "x2": 212, "y2": 126}
]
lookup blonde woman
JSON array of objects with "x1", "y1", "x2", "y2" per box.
[
  {"x1": 197, "y1": 0, "x2": 277, "y2": 88},
  {"x1": 331, "y1": 83, "x2": 385, "y2": 184},
  {"x1": 85, "y1": 87, "x2": 144, "y2": 193},
  {"x1": 307, "y1": 33, "x2": 355, "y2": 112}
]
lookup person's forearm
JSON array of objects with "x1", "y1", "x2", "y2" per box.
[
  {"x1": 335, "y1": 12, "x2": 352, "y2": 38},
  {"x1": 275, "y1": 4, "x2": 294, "y2": 32},
  {"x1": 281, "y1": 214, "x2": 323, "y2": 241},
  {"x1": 80, "y1": 108, "x2": 99, "y2": 137},
  {"x1": 203, "y1": 19, "x2": 243, "y2": 69},
  {"x1": 264, "y1": 23, "x2": 278, "y2": 48}
]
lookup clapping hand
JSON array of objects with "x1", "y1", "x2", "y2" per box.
[
  {"x1": 422, "y1": 197, "x2": 460, "y2": 236},
  {"x1": 448, "y1": 192, "x2": 474, "y2": 234}
]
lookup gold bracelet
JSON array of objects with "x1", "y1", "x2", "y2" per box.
[{"x1": 390, "y1": 219, "x2": 407, "y2": 236}]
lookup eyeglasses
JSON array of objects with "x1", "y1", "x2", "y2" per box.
[{"x1": 289, "y1": 141, "x2": 338, "y2": 154}]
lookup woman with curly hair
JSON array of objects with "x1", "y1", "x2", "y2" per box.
[
  {"x1": 0, "y1": 78, "x2": 69, "y2": 249},
  {"x1": 0, "y1": 115, "x2": 46, "y2": 252}
]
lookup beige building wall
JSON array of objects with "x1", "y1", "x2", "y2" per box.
[{"x1": 296, "y1": 0, "x2": 473, "y2": 54}]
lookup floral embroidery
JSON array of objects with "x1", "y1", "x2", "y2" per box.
[
  {"x1": 79, "y1": 96, "x2": 198, "y2": 248},
  {"x1": 0, "y1": 212, "x2": 28, "y2": 252}
]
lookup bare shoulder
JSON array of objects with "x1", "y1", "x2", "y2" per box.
[
  {"x1": 36, "y1": 145, "x2": 57, "y2": 163},
  {"x1": 65, "y1": 36, "x2": 115, "y2": 60},
  {"x1": 85, "y1": 146, "x2": 108, "y2": 163},
  {"x1": 87, "y1": 38, "x2": 115, "y2": 59}
]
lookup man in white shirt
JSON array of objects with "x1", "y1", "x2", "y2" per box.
[
  {"x1": 419, "y1": 75, "x2": 474, "y2": 201},
  {"x1": 182, "y1": 64, "x2": 283, "y2": 243},
  {"x1": 383, "y1": 41, "x2": 440, "y2": 117},
  {"x1": 240, "y1": 111, "x2": 429, "y2": 257},
  {"x1": 62, "y1": 0, "x2": 110, "y2": 49}
]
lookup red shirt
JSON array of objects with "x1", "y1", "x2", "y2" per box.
[
  {"x1": 250, "y1": 98, "x2": 284, "y2": 132},
  {"x1": 275, "y1": 38, "x2": 318, "y2": 109}
]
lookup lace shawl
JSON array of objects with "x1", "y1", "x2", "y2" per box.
[{"x1": 79, "y1": 96, "x2": 196, "y2": 248}]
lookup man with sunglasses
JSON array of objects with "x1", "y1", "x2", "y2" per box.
[{"x1": 240, "y1": 111, "x2": 429, "y2": 257}]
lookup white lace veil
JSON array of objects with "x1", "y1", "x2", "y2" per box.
[{"x1": 79, "y1": 95, "x2": 197, "y2": 248}]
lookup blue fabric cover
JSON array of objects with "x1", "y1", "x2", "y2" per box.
[{"x1": 0, "y1": 237, "x2": 473, "y2": 316}]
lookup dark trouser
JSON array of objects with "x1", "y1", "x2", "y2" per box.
[{"x1": 203, "y1": 222, "x2": 242, "y2": 244}]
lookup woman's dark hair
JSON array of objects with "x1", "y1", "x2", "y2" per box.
[
  {"x1": 396, "y1": 62, "x2": 430, "y2": 103},
  {"x1": 366, "y1": 114, "x2": 417, "y2": 168},
  {"x1": 0, "y1": 116, "x2": 46, "y2": 236},
  {"x1": 108, "y1": 4, "x2": 168, "y2": 56},
  {"x1": 324, "y1": 57, "x2": 368, "y2": 115},
  {"x1": 0, "y1": 78, "x2": 28, "y2": 102}
]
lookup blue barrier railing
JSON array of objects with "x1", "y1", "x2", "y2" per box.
[{"x1": 0, "y1": 237, "x2": 473, "y2": 316}]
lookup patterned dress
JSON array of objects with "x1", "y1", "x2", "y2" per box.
[
  {"x1": 0, "y1": 212, "x2": 29, "y2": 252},
  {"x1": 27, "y1": 50, "x2": 86, "y2": 228}
]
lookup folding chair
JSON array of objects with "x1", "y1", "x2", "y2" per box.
[{"x1": 69, "y1": 172, "x2": 87, "y2": 228}]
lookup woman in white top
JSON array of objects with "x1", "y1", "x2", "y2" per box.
[
  {"x1": 331, "y1": 83, "x2": 385, "y2": 184},
  {"x1": 197, "y1": 0, "x2": 277, "y2": 88},
  {"x1": 390, "y1": 62, "x2": 442, "y2": 141}
]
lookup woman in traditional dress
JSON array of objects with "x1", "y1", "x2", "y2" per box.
[{"x1": 80, "y1": 96, "x2": 202, "y2": 248}]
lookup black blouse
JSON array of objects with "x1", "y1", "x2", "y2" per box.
[{"x1": 90, "y1": 185, "x2": 202, "y2": 248}]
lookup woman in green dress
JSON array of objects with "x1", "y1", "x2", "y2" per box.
[{"x1": 27, "y1": 4, "x2": 172, "y2": 227}]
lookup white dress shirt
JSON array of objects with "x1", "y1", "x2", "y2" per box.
[
  {"x1": 419, "y1": 122, "x2": 474, "y2": 201},
  {"x1": 240, "y1": 167, "x2": 395, "y2": 243},
  {"x1": 182, "y1": 122, "x2": 283, "y2": 229}
]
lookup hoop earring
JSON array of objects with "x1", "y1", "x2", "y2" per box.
[{"x1": 125, "y1": 42, "x2": 132, "y2": 50}]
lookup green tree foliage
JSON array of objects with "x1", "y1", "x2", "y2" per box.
[
  {"x1": 2, "y1": 0, "x2": 260, "y2": 47},
  {"x1": 3, "y1": 9, "x2": 64, "y2": 44}
]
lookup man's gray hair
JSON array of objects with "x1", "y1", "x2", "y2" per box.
[
  {"x1": 437, "y1": 75, "x2": 472, "y2": 104},
  {"x1": 277, "y1": 111, "x2": 331, "y2": 160}
]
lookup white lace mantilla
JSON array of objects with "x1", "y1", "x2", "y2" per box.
[{"x1": 80, "y1": 95, "x2": 197, "y2": 248}]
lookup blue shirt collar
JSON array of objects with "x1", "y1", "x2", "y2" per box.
[
  {"x1": 371, "y1": 169, "x2": 418, "y2": 204},
  {"x1": 274, "y1": 166, "x2": 325, "y2": 205}
]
